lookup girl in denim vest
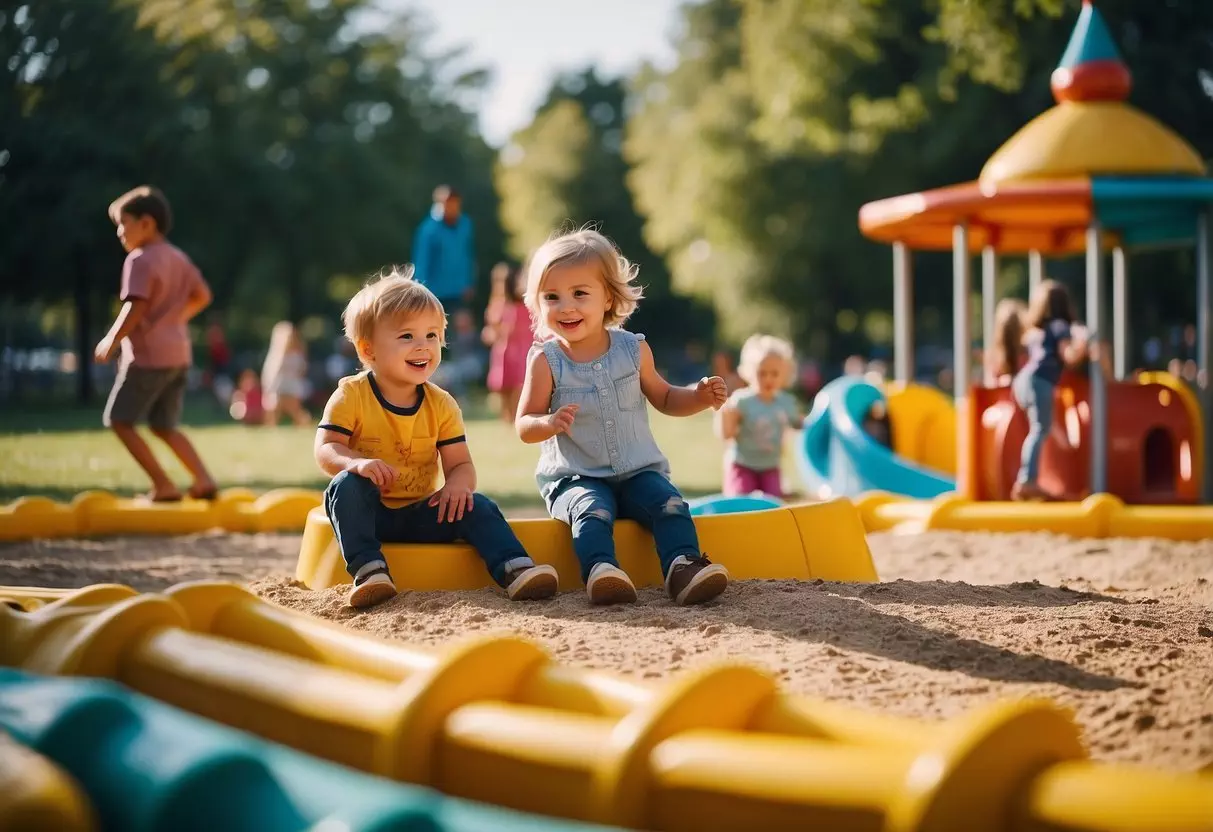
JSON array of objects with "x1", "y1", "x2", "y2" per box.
[{"x1": 516, "y1": 229, "x2": 731, "y2": 606}]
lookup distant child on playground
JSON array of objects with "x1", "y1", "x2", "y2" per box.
[
  {"x1": 94, "y1": 185, "x2": 218, "y2": 503},
  {"x1": 483, "y1": 261, "x2": 535, "y2": 422},
  {"x1": 315, "y1": 270, "x2": 556, "y2": 609},
  {"x1": 714, "y1": 334, "x2": 802, "y2": 498},
  {"x1": 1012, "y1": 279, "x2": 1088, "y2": 501},
  {"x1": 987, "y1": 298, "x2": 1027, "y2": 385},
  {"x1": 516, "y1": 228, "x2": 731, "y2": 607},
  {"x1": 261, "y1": 321, "x2": 313, "y2": 426}
]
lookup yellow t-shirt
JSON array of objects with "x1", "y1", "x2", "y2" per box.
[{"x1": 319, "y1": 372, "x2": 466, "y2": 507}]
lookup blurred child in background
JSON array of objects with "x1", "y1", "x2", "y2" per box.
[
  {"x1": 1012, "y1": 280, "x2": 1088, "y2": 501},
  {"x1": 715, "y1": 334, "x2": 802, "y2": 498},
  {"x1": 483, "y1": 261, "x2": 535, "y2": 421},
  {"x1": 228, "y1": 369, "x2": 264, "y2": 425},
  {"x1": 261, "y1": 321, "x2": 312, "y2": 426},
  {"x1": 94, "y1": 185, "x2": 218, "y2": 502}
]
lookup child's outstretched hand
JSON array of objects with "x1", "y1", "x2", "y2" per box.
[
  {"x1": 348, "y1": 458, "x2": 396, "y2": 491},
  {"x1": 695, "y1": 376, "x2": 728, "y2": 410},
  {"x1": 547, "y1": 404, "x2": 579, "y2": 435}
]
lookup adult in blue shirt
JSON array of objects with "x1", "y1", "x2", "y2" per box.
[{"x1": 411, "y1": 185, "x2": 476, "y2": 311}]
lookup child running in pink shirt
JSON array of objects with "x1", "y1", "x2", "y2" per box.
[{"x1": 94, "y1": 186, "x2": 218, "y2": 502}]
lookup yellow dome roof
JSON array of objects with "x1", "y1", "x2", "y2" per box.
[{"x1": 980, "y1": 101, "x2": 1206, "y2": 186}]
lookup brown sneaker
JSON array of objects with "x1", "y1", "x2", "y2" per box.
[
  {"x1": 348, "y1": 562, "x2": 398, "y2": 609},
  {"x1": 505, "y1": 564, "x2": 559, "y2": 600},
  {"x1": 586, "y1": 563, "x2": 638, "y2": 605},
  {"x1": 665, "y1": 554, "x2": 729, "y2": 606}
]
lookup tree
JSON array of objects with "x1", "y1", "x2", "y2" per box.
[
  {"x1": 625, "y1": 0, "x2": 1213, "y2": 363},
  {"x1": 496, "y1": 68, "x2": 713, "y2": 356},
  {"x1": 1, "y1": 0, "x2": 507, "y2": 402}
]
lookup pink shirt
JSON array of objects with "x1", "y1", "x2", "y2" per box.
[{"x1": 119, "y1": 241, "x2": 206, "y2": 368}]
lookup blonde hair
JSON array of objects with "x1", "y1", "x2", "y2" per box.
[
  {"x1": 738, "y1": 334, "x2": 796, "y2": 387},
  {"x1": 524, "y1": 228, "x2": 643, "y2": 335},
  {"x1": 341, "y1": 267, "x2": 446, "y2": 365}
]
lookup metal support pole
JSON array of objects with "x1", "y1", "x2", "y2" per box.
[
  {"x1": 1086, "y1": 223, "x2": 1108, "y2": 495},
  {"x1": 982, "y1": 246, "x2": 999, "y2": 384},
  {"x1": 892, "y1": 242, "x2": 914, "y2": 384},
  {"x1": 1111, "y1": 247, "x2": 1129, "y2": 381},
  {"x1": 1196, "y1": 209, "x2": 1213, "y2": 503},
  {"x1": 953, "y1": 224, "x2": 972, "y2": 403},
  {"x1": 1028, "y1": 250, "x2": 1044, "y2": 296}
]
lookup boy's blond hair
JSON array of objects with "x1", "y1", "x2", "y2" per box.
[
  {"x1": 738, "y1": 334, "x2": 796, "y2": 387},
  {"x1": 524, "y1": 228, "x2": 643, "y2": 335},
  {"x1": 342, "y1": 267, "x2": 446, "y2": 365}
]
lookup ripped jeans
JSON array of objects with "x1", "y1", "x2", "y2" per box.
[{"x1": 547, "y1": 470, "x2": 700, "y2": 582}]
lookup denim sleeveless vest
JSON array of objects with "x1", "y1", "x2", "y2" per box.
[{"x1": 536, "y1": 329, "x2": 670, "y2": 499}]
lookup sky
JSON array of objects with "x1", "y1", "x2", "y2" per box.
[{"x1": 388, "y1": 0, "x2": 683, "y2": 146}]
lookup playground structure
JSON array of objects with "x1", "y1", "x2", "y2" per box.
[
  {"x1": 807, "y1": 0, "x2": 1213, "y2": 507},
  {"x1": 296, "y1": 498, "x2": 875, "y2": 591},
  {"x1": 2, "y1": 581, "x2": 1211, "y2": 832},
  {"x1": 2, "y1": 8, "x2": 1212, "y2": 830}
]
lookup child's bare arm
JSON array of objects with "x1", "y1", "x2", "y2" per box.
[
  {"x1": 715, "y1": 402, "x2": 741, "y2": 439},
  {"x1": 314, "y1": 428, "x2": 395, "y2": 487},
  {"x1": 1061, "y1": 335, "x2": 1092, "y2": 368},
  {"x1": 180, "y1": 279, "x2": 213, "y2": 323},
  {"x1": 638, "y1": 340, "x2": 727, "y2": 416},
  {"x1": 438, "y1": 441, "x2": 476, "y2": 490},
  {"x1": 516, "y1": 349, "x2": 573, "y2": 443},
  {"x1": 94, "y1": 299, "x2": 149, "y2": 363}
]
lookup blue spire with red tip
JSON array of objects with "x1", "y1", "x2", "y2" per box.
[{"x1": 1051, "y1": 1, "x2": 1132, "y2": 103}]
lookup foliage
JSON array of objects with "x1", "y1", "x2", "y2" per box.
[
  {"x1": 3, "y1": 0, "x2": 1212, "y2": 388},
  {"x1": 1, "y1": 0, "x2": 504, "y2": 397},
  {"x1": 625, "y1": 0, "x2": 1213, "y2": 362},
  {"x1": 494, "y1": 67, "x2": 715, "y2": 354}
]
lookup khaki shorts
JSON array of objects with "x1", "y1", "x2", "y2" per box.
[{"x1": 103, "y1": 365, "x2": 188, "y2": 431}]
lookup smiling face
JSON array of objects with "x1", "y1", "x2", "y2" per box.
[
  {"x1": 538, "y1": 261, "x2": 612, "y2": 345},
  {"x1": 360, "y1": 309, "x2": 445, "y2": 388}
]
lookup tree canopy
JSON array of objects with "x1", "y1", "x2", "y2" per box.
[{"x1": 3, "y1": 0, "x2": 1212, "y2": 400}]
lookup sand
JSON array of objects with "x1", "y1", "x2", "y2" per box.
[{"x1": 2, "y1": 528, "x2": 1210, "y2": 772}]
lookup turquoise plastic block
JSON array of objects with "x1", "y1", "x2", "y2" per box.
[{"x1": 0, "y1": 669, "x2": 617, "y2": 832}]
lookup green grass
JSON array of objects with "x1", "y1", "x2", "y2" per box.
[{"x1": 0, "y1": 397, "x2": 730, "y2": 510}]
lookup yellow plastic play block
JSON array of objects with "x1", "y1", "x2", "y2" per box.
[
  {"x1": 0, "y1": 732, "x2": 96, "y2": 831},
  {"x1": 0, "y1": 488, "x2": 323, "y2": 542},
  {"x1": 295, "y1": 499, "x2": 879, "y2": 591},
  {"x1": 5, "y1": 581, "x2": 1213, "y2": 832},
  {"x1": 856, "y1": 492, "x2": 1213, "y2": 540},
  {"x1": 0, "y1": 497, "x2": 79, "y2": 541}
]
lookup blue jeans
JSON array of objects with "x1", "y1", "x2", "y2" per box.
[
  {"x1": 1012, "y1": 371, "x2": 1056, "y2": 486},
  {"x1": 547, "y1": 470, "x2": 700, "y2": 582},
  {"x1": 324, "y1": 470, "x2": 533, "y2": 587}
]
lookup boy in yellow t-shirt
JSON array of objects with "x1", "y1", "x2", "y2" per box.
[{"x1": 315, "y1": 270, "x2": 558, "y2": 609}]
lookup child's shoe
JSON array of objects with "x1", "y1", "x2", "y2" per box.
[
  {"x1": 586, "y1": 562, "x2": 637, "y2": 605},
  {"x1": 666, "y1": 554, "x2": 729, "y2": 606},
  {"x1": 349, "y1": 561, "x2": 398, "y2": 609},
  {"x1": 506, "y1": 564, "x2": 559, "y2": 601}
]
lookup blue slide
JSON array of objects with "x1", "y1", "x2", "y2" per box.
[{"x1": 796, "y1": 375, "x2": 955, "y2": 500}]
